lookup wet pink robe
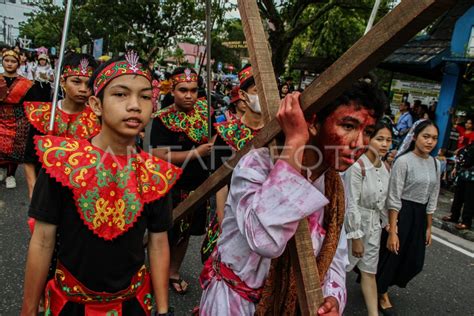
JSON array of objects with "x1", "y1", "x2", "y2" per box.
[{"x1": 199, "y1": 148, "x2": 348, "y2": 315}]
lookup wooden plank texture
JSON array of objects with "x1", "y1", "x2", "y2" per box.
[
  {"x1": 289, "y1": 220, "x2": 325, "y2": 314},
  {"x1": 237, "y1": 0, "x2": 280, "y2": 121},
  {"x1": 173, "y1": 0, "x2": 456, "y2": 221}
]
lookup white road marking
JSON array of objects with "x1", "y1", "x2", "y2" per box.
[{"x1": 432, "y1": 235, "x2": 474, "y2": 258}]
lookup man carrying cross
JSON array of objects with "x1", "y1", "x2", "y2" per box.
[{"x1": 199, "y1": 77, "x2": 387, "y2": 315}]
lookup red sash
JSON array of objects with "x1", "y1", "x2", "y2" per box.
[
  {"x1": 199, "y1": 249, "x2": 262, "y2": 304},
  {"x1": 44, "y1": 262, "x2": 153, "y2": 316},
  {"x1": 1, "y1": 75, "x2": 33, "y2": 104}
]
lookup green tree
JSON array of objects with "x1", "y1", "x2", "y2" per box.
[
  {"x1": 80, "y1": 0, "x2": 202, "y2": 58},
  {"x1": 211, "y1": 18, "x2": 246, "y2": 71},
  {"x1": 173, "y1": 47, "x2": 185, "y2": 66},
  {"x1": 19, "y1": 0, "x2": 234, "y2": 60},
  {"x1": 19, "y1": 3, "x2": 85, "y2": 50},
  {"x1": 256, "y1": 0, "x2": 391, "y2": 75}
]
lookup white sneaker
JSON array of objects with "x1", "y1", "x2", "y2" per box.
[
  {"x1": 5, "y1": 176, "x2": 16, "y2": 189},
  {"x1": 0, "y1": 168, "x2": 6, "y2": 182}
]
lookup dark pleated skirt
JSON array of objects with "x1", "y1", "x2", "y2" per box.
[{"x1": 377, "y1": 199, "x2": 427, "y2": 293}]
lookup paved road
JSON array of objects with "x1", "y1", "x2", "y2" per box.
[{"x1": 1, "y1": 168, "x2": 473, "y2": 315}]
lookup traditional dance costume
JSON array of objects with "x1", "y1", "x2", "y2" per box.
[
  {"x1": 151, "y1": 97, "x2": 213, "y2": 244},
  {"x1": 24, "y1": 100, "x2": 100, "y2": 139},
  {"x1": 23, "y1": 59, "x2": 100, "y2": 270},
  {"x1": 30, "y1": 135, "x2": 181, "y2": 315},
  {"x1": 26, "y1": 51, "x2": 179, "y2": 316},
  {"x1": 201, "y1": 65, "x2": 261, "y2": 262},
  {"x1": 214, "y1": 118, "x2": 258, "y2": 151},
  {"x1": 23, "y1": 56, "x2": 100, "y2": 166},
  {"x1": 0, "y1": 74, "x2": 34, "y2": 163}
]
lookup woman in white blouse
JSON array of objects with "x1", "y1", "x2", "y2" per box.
[
  {"x1": 377, "y1": 120, "x2": 440, "y2": 314},
  {"x1": 28, "y1": 54, "x2": 54, "y2": 101},
  {"x1": 345, "y1": 120, "x2": 392, "y2": 316}
]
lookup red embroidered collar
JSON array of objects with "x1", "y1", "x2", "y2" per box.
[
  {"x1": 214, "y1": 119, "x2": 258, "y2": 151},
  {"x1": 24, "y1": 101, "x2": 101, "y2": 138},
  {"x1": 157, "y1": 98, "x2": 209, "y2": 144},
  {"x1": 35, "y1": 135, "x2": 182, "y2": 240}
]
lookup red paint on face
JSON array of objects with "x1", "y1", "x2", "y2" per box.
[{"x1": 316, "y1": 102, "x2": 376, "y2": 171}]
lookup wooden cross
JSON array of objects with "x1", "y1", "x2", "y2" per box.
[{"x1": 172, "y1": 0, "x2": 456, "y2": 314}]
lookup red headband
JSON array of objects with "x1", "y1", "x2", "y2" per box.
[
  {"x1": 62, "y1": 58, "x2": 94, "y2": 79},
  {"x1": 171, "y1": 68, "x2": 198, "y2": 87},
  {"x1": 93, "y1": 51, "x2": 151, "y2": 96},
  {"x1": 238, "y1": 66, "x2": 253, "y2": 86}
]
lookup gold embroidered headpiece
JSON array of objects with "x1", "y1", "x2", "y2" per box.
[
  {"x1": 93, "y1": 50, "x2": 151, "y2": 96},
  {"x1": 171, "y1": 68, "x2": 198, "y2": 87},
  {"x1": 2, "y1": 50, "x2": 20, "y2": 62},
  {"x1": 62, "y1": 58, "x2": 94, "y2": 79}
]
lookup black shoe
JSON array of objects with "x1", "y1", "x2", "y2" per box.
[{"x1": 379, "y1": 303, "x2": 395, "y2": 316}]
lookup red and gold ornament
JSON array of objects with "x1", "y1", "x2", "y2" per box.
[
  {"x1": 238, "y1": 65, "x2": 253, "y2": 86},
  {"x1": 62, "y1": 58, "x2": 94, "y2": 79},
  {"x1": 171, "y1": 68, "x2": 198, "y2": 87},
  {"x1": 93, "y1": 50, "x2": 151, "y2": 96}
]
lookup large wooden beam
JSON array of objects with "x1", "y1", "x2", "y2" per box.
[
  {"x1": 288, "y1": 220, "x2": 324, "y2": 314},
  {"x1": 238, "y1": 1, "x2": 324, "y2": 314},
  {"x1": 237, "y1": 0, "x2": 280, "y2": 121},
  {"x1": 298, "y1": 0, "x2": 456, "y2": 117},
  {"x1": 173, "y1": 0, "x2": 456, "y2": 223}
]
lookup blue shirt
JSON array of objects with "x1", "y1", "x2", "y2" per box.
[{"x1": 396, "y1": 112, "x2": 413, "y2": 135}]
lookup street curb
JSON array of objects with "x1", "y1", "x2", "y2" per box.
[{"x1": 432, "y1": 217, "x2": 474, "y2": 242}]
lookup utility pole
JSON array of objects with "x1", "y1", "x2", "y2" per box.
[
  {"x1": 7, "y1": 25, "x2": 12, "y2": 46},
  {"x1": 0, "y1": 15, "x2": 14, "y2": 44},
  {"x1": 10, "y1": 26, "x2": 20, "y2": 46},
  {"x1": 365, "y1": 0, "x2": 382, "y2": 35}
]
